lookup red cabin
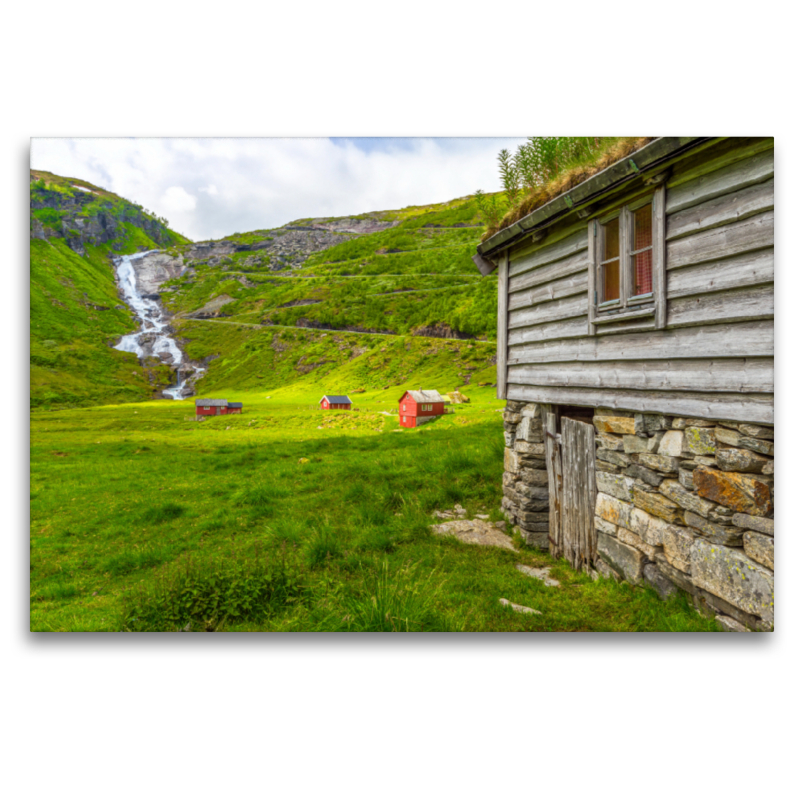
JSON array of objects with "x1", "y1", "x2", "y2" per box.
[
  {"x1": 319, "y1": 395, "x2": 352, "y2": 410},
  {"x1": 194, "y1": 399, "x2": 243, "y2": 419},
  {"x1": 398, "y1": 390, "x2": 445, "y2": 428}
]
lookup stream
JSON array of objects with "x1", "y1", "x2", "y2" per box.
[{"x1": 113, "y1": 251, "x2": 204, "y2": 399}]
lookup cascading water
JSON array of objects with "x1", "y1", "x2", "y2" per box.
[{"x1": 113, "y1": 251, "x2": 204, "y2": 399}]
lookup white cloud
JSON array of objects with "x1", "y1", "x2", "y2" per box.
[
  {"x1": 30, "y1": 137, "x2": 528, "y2": 241},
  {"x1": 161, "y1": 186, "x2": 197, "y2": 212}
]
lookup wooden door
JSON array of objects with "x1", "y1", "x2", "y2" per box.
[{"x1": 545, "y1": 411, "x2": 597, "y2": 571}]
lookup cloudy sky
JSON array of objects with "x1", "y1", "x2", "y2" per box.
[{"x1": 30, "y1": 137, "x2": 527, "y2": 241}]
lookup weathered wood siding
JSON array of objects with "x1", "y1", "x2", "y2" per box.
[{"x1": 503, "y1": 138, "x2": 774, "y2": 423}]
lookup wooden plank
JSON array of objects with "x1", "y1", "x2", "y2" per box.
[
  {"x1": 585, "y1": 421, "x2": 597, "y2": 568},
  {"x1": 508, "y1": 316, "x2": 590, "y2": 347},
  {"x1": 560, "y1": 418, "x2": 597, "y2": 571},
  {"x1": 653, "y1": 184, "x2": 667, "y2": 329},
  {"x1": 496, "y1": 253, "x2": 509, "y2": 399},
  {"x1": 509, "y1": 230, "x2": 588, "y2": 278},
  {"x1": 507, "y1": 249, "x2": 587, "y2": 294},
  {"x1": 510, "y1": 217, "x2": 588, "y2": 261},
  {"x1": 667, "y1": 177, "x2": 774, "y2": 241},
  {"x1": 667, "y1": 209, "x2": 773, "y2": 270},
  {"x1": 667, "y1": 284, "x2": 773, "y2": 328},
  {"x1": 472, "y1": 252, "x2": 498, "y2": 276},
  {"x1": 508, "y1": 385, "x2": 774, "y2": 424},
  {"x1": 667, "y1": 143, "x2": 774, "y2": 211},
  {"x1": 508, "y1": 272, "x2": 588, "y2": 311},
  {"x1": 544, "y1": 410, "x2": 562, "y2": 560},
  {"x1": 667, "y1": 249, "x2": 773, "y2": 300},
  {"x1": 508, "y1": 319, "x2": 774, "y2": 364},
  {"x1": 562, "y1": 418, "x2": 577, "y2": 568},
  {"x1": 508, "y1": 292, "x2": 588, "y2": 329},
  {"x1": 507, "y1": 357, "x2": 774, "y2": 394}
]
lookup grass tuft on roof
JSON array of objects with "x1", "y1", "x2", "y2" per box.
[{"x1": 480, "y1": 137, "x2": 656, "y2": 242}]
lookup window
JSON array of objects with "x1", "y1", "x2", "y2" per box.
[
  {"x1": 403, "y1": 416, "x2": 406, "y2": 423},
  {"x1": 403, "y1": 403, "x2": 406, "y2": 411},
  {"x1": 204, "y1": 406, "x2": 210, "y2": 411},
  {"x1": 589, "y1": 184, "x2": 665, "y2": 333}
]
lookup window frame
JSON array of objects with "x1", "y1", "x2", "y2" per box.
[{"x1": 588, "y1": 183, "x2": 666, "y2": 335}]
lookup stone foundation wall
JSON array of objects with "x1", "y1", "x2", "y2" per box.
[
  {"x1": 500, "y1": 401, "x2": 775, "y2": 631},
  {"x1": 501, "y1": 400, "x2": 549, "y2": 549}
]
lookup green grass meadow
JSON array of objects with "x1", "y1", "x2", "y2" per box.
[{"x1": 30, "y1": 386, "x2": 719, "y2": 632}]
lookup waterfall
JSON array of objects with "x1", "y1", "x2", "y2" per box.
[{"x1": 113, "y1": 251, "x2": 205, "y2": 399}]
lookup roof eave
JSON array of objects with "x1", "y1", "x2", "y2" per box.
[{"x1": 476, "y1": 137, "x2": 714, "y2": 263}]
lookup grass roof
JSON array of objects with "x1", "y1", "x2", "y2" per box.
[{"x1": 481, "y1": 137, "x2": 656, "y2": 241}]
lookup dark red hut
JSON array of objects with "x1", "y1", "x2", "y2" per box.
[
  {"x1": 398, "y1": 390, "x2": 445, "y2": 428},
  {"x1": 319, "y1": 395, "x2": 352, "y2": 410}
]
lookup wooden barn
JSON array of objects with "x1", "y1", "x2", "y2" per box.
[
  {"x1": 319, "y1": 395, "x2": 352, "y2": 410},
  {"x1": 399, "y1": 390, "x2": 445, "y2": 428},
  {"x1": 194, "y1": 399, "x2": 244, "y2": 419},
  {"x1": 475, "y1": 137, "x2": 774, "y2": 630}
]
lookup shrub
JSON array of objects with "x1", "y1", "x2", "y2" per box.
[{"x1": 120, "y1": 548, "x2": 303, "y2": 631}]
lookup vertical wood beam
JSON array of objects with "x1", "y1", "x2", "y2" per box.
[
  {"x1": 654, "y1": 183, "x2": 667, "y2": 329},
  {"x1": 496, "y1": 252, "x2": 509, "y2": 399},
  {"x1": 587, "y1": 220, "x2": 597, "y2": 335}
]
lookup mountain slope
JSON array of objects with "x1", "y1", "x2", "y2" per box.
[{"x1": 30, "y1": 171, "x2": 189, "y2": 408}]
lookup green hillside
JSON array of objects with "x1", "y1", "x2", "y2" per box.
[
  {"x1": 30, "y1": 171, "x2": 190, "y2": 408},
  {"x1": 31, "y1": 171, "x2": 500, "y2": 409}
]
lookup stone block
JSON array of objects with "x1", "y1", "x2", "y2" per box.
[
  {"x1": 643, "y1": 563, "x2": 678, "y2": 599},
  {"x1": 743, "y1": 531, "x2": 774, "y2": 570},
  {"x1": 596, "y1": 460, "x2": 622, "y2": 474},
  {"x1": 678, "y1": 468, "x2": 695, "y2": 490},
  {"x1": 716, "y1": 447, "x2": 771, "y2": 474},
  {"x1": 518, "y1": 468, "x2": 549, "y2": 487},
  {"x1": 597, "y1": 448, "x2": 631, "y2": 468},
  {"x1": 659, "y1": 479, "x2": 714, "y2": 517},
  {"x1": 657, "y1": 559, "x2": 696, "y2": 594},
  {"x1": 635, "y1": 413, "x2": 669, "y2": 434},
  {"x1": 596, "y1": 471, "x2": 636, "y2": 502},
  {"x1": 685, "y1": 427, "x2": 717, "y2": 455},
  {"x1": 516, "y1": 415, "x2": 543, "y2": 443},
  {"x1": 763, "y1": 460, "x2": 774, "y2": 475},
  {"x1": 595, "y1": 492, "x2": 633, "y2": 529},
  {"x1": 708, "y1": 505, "x2": 734, "y2": 523},
  {"x1": 626, "y1": 464, "x2": 663, "y2": 488},
  {"x1": 515, "y1": 480, "x2": 547, "y2": 498},
  {"x1": 503, "y1": 412, "x2": 522, "y2": 425},
  {"x1": 517, "y1": 504, "x2": 550, "y2": 522},
  {"x1": 731, "y1": 513, "x2": 774, "y2": 536},
  {"x1": 595, "y1": 516, "x2": 617, "y2": 537},
  {"x1": 693, "y1": 466, "x2": 773, "y2": 516},
  {"x1": 516, "y1": 496, "x2": 550, "y2": 514},
  {"x1": 594, "y1": 416, "x2": 636, "y2": 435},
  {"x1": 741, "y1": 437, "x2": 773, "y2": 456},
  {"x1": 662, "y1": 524, "x2": 695, "y2": 573},
  {"x1": 638, "y1": 453, "x2": 681, "y2": 474},
  {"x1": 673, "y1": 417, "x2": 714, "y2": 429},
  {"x1": 503, "y1": 431, "x2": 515, "y2": 448},
  {"x1": 691, "y1": 539, "x2": 774, "y2": 623},
  {"x1": 596, "y1": 432, "x2": 624, "y2": 451},
  {"x1": 737, "y1": 423, "x2": 774, "y2": 440},
  {"x1": 520, "y1": 403, "x2": 542, "y2": 419},
  {"x1": 595, "y1": 557, "x2": 621, "y2": 582},
  {"x1": 597, "y1": 531, "x2": 645, "y2": 584},
  {"x1": 518, "y1": 528, "x2": 549, "y2": 549},
  {"x1": 694, "y1": 587, "x2": 771, "y2": 632},
  {"x1": 514, "y1": 440, "x2": 546, "y2": 456},
  {"x1": 684, "y1": 511, "x2": 743, "y2": 546},
  {"x1": 617, "y1": 527, "x2": 661, "y2": 560},
  {"x1": 504, "y1": 448, "x2": 521, "y2": 474},
  {"x1": 633, "y1": 486, "x2": 684, "y2": 524},
  {"x1": 658, "y1": 430, "x2": 684, "y2": 457},
  {"x1": 716, "y1": 615, "x2": 750, "y2": 632}
]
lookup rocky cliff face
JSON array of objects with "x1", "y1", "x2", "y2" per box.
[
  {"x1": 30, "y1": 173, "x2": 184, "y2": 256},
  {"x1": 184, "y1": 215, "x2": 398, "y2": 273}
]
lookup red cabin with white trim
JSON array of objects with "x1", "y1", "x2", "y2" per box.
[
  {"x1": 194, "y1": 399, "x2": 243, "y2": 419},
  {"x1": 320, "y1": 394, "x2": 352, "y2": 410},
  {"x1": 398, "y1": 390, "x2": 445, "y2": 428}
]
